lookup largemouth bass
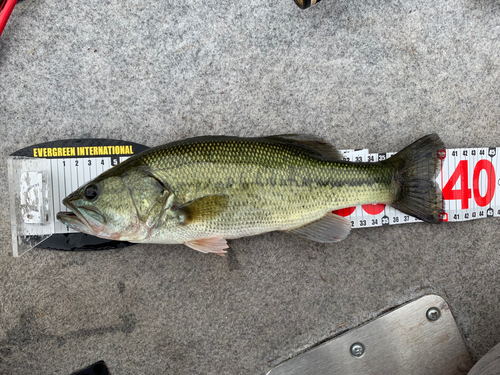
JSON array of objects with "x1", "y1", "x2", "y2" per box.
[{"x1": 57, "y1": 134, "x2": 444, "y2": 255}]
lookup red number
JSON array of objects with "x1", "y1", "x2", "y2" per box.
[
  {"x1": 442, "y1": 160, "x2": 472, "y2": 209},
  {"x1": 473, "y1": 160, "x2": 496, "y2": 207},
  {"x1": 333, "y1": 207, "x2": 356, "y2": 217},
  {"x1": 362, "y1": 204, "x2": 386, "y2": 215}
]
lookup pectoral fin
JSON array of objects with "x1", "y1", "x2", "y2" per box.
[
  {"x1": 185, "y1": 237, "x2": 229, "y2": 256},
  {"x1": 288, "y1": 213, "x2": 352, "y2": 243},
  {"x1": 175, "y1": 194, "x2": 229, "y2": 225}
]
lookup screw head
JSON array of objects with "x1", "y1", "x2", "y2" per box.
[
  {"x1": 426, "y1": 307, "x2": 441, "y2": 321},
  {"x1": 350, "y1": 342, "x2": 365, "y2": 358}
]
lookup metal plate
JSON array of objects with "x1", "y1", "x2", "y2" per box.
[{"x1": 267, "y1": 295, "x2": 473, "y2": 375}]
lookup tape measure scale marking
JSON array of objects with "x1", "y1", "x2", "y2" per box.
[
  {"x1": 8, "y1": 139, "x2": 149, "y2": 256},
  {"x1": 339, "y1": 147, "x2": 500, "y2": 228},
  {"x1": 8, "y1": 140, "x2": 500, "y2": 256}
]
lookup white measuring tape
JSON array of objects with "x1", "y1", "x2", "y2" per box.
[
  {"x1": 341, "y1": 147, "x2": 499, "y2": 228},
  {"x1": 8, "y1": 139, "x2": 148, "y2": 257},
  {"x1": 8, "y1": 142, "x2": 500, "y2": 257}
]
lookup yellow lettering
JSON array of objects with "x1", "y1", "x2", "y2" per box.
[
  {"x1": 47, "y1": 148, "x2": 52, "y2": 157},
  {"x1": 93, "y1": 147, "x2": 98, "y2": 155},
  {"x1": 33, "y1": 149, "x2": 38, "y2": 157}
]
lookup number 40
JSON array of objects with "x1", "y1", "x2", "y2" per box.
[{"x1": 442, "y1": 160, "x2": 496, "y2": 209}]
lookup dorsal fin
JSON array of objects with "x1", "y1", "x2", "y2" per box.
[{"x1": 265, "y1": 134, "x2": 343, "y2": 161}]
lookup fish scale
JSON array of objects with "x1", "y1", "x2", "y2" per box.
[{"x1": 132, "y1": 137, "x2": 395, "y2": 243}]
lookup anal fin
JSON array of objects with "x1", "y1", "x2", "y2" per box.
[
  {"x1": 288, "y1": 213, "x2": 352, "y2": 243},
  {"x1": 185, "y1": 236, "x2": 229, "y2": 256}
]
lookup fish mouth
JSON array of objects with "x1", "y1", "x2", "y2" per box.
[{"x1": 57, "y1": 200, "x2": 104, "y2": 235}]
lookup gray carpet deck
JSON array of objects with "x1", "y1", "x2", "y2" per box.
[{"x1": 1, "y1": 1, "x2": 499, "y2": 374}]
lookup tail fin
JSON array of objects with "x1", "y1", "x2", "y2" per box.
[{"x1": 382, "y1": 134, "x2": 444, "y2": 223}]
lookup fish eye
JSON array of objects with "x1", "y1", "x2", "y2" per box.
[{"x1": 84, "y1": 183, "x2": 99, "y2": 201}]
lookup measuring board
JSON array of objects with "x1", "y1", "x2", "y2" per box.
[
  {"x1": 8, "y1": 139, "x2": 500, "y2": 257},
  {"x1": 340, "y1": 147, "x2": 499, "y2": 229},
  {"x1": 8, "y1": 139, "x2": 149, "y2": 257}
]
